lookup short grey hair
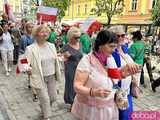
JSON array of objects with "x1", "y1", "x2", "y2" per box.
[
  {"x1": 67, "y1": 27, "x2": 81, "y2": 40},
  {"x1": 108, "y1": 25, "x2": 125, "y2": 34}
]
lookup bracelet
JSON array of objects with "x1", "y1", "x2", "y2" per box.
[
  {"x1": 91, "y1": 88, "x2": 94, "y2": 97},
  {"x1": 90, "y1": 88, "x2": 95, "y2": 97},
  {"x1": 89, "y1": 88, "x2": 92, "y2": 96}
]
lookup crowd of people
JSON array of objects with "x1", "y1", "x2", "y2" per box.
[{"x1": 0, "y1": 12, "x2": 160, "y2": 120}]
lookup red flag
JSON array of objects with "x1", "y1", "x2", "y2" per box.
[
  {"x1": 107, "y1": 68, "x2": 121, "y2": 79},
  {"x1": 3, "y1": 0, "x2": 16, "y2": 22},
  {"x1": 16, "y1": 57, "x2": 29, "y2": 75},
  {"x1": 37, "y1": 6, "x2": 58, "y2": 24},
  {"x1": 20, "y1": 59, "x2": 28, "y2": 64},
  {"x1": 81, "y1": 17, "x2": 102, "y2": 35},
  {"x1": 107, "y1": 56, "x2": 121, "y2": 80}
]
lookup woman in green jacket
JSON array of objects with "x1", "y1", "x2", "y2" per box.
[{"x1": 129, "y1": 30, "x2": 145, "y2": 86}]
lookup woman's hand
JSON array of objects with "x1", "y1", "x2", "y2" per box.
[
  {"x1": 74, "y1": 71, "x2": 111, "y2": 98},
  {"x1": 63, "y1": 51, "x2": 71, "y2": 58},
  {"x1": 128, "y1": 63, "x2": 142, "y2": 74},
  {"x1": 121, "y1": 63, "x2": 142, "y2": 78},
  {"x1": 27, "y1": 67, "x2": 32, "y2": 76},
  {"x1": 92, "y1": 88, "x2": 111, "y2": 98}
]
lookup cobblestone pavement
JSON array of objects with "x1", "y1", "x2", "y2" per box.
[{"x1": 0, "y1": 59, "x2": 159, "y2": 120}]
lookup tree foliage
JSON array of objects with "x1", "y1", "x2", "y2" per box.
[
  {"x1": 152, "y1": 0, "x2": 160, "y2": 26},
  {"x1": 43, "y1": 0, "x2": 70, "y2": 22},
  {"x1": 91, "y1": 0, "x2": 125, "y2": 25}
]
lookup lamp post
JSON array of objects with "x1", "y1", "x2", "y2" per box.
[
  {"x1": 31, "y1": 0, "x2": 41, "y2": 6},
  {"x1": 24, "y1": 8, "x2": 27, "y2": 17}
]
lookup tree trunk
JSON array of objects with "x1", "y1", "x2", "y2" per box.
[{"x1": 107, "y1": 16, "x2": 112, "y2": 25}]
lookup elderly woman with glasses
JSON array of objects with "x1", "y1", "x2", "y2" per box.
[
  {"x1": 108, "y1": 26, "x2": 141, "y2": 120},
  {"x1": 61, "y1": 27, "x2": 83, "y2": 106},
  {"x1": 25, "y1": 25, "x2": 61, "y2": 120}
]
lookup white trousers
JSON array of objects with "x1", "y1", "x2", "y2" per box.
[
  {"x1": 0, "y1": 50, "x2": 13, "y2": 72},
  {"x1": 35, "y1": 75, "x2": 57, "y2": 119}
]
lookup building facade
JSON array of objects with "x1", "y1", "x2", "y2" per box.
[
  {"x1": 0, "y1": 0, "x2": 22, "y2": 14},
  {"x1": 64, "y1": 0, "x2": 156, "y2": 25},
  {"x1": 0, "y1": 0, "x2": 30, "y2": 19}
]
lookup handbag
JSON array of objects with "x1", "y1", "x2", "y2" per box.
[
  {"x1": 114, "y1": 87, "x2": 129, "y2": 110},
  {"x1": 131, "y1": 76, "x2": 143, "y2": 98},
  {"x1": 120, "y1": 52, "x2": 143, "y2": 98}
]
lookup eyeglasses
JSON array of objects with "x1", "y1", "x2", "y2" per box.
[
  {"x1": 74, "y1": 36, "x2": 80, "y2": 40},
  {"x1": 117, "y1": 34, "x2": 125, "y2": 38}
]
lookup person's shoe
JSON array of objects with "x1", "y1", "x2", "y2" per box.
[
  {"x1": 6, "y1": 72, "x2": 10, "y2": 76},
  {"x1": 28, "y1": 85, "x2": 31, "y2": 89},
  {"x1": 33, "y1": 94, "x2": 38, "y2": 102},
  {"x1": 142, "y1": 84, "x2": 147, "y2": 88},
  {"x1": 150, "y1": 79, "x2": 154, "y2": 83},
  {"x1": 151, "y1": 82, "x2": 156, "y2": 92},
  {"x1": 43, "y1": 118, "x2": 50, "y2": 120},
  {"x1": 8, "y1": 68, "x2": 12, "y2": 72},
  {"x1": 152, "y1": 66, "x2": 156, "y2": 70}
]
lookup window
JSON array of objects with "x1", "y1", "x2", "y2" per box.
[
  {"x1": 131, "y1": 0, "x2": 138, "y2": 11},
  {"x1": 15, "y1": 5, "x2": 19, "y2": 13},
  {"x1": 84, "y1": 4, "x2": 88, "y2": 15},
  {"x1": 77, "y1": 5, "x2": 80, "y2": 15}
]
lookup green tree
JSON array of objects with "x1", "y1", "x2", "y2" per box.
[
  {"x1": 43, "y1": 0, "x2": 70, "y2": 22},
  {"x1": 152, "y1": 0, "x2": 160, "y2": 26},
  {"x1": 91, "y1": 0, "x2": 124, "y2": 25}
]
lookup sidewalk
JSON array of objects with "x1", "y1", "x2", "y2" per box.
[
  {"x1": 0, "y1": 61, "x2": 159, "y2": 120},
  {"x1": 0, "y1": 63, "x2": 76, "y2": 120},
  {"x1": 0, "y1": 91, "x2": 10, "y2": 120}
]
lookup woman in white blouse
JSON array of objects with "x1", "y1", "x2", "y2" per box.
[
  {"x1": 71, "y1": 30, "x2": 140, "y2": 120},
  {"x1": 0, "y1": 22, "x2": 14, "y2": 76},
  {"x1": 25, "y1": 25, "x2": 61, "y2": 120}
]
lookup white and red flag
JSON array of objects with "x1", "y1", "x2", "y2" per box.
[
  {"x1": 3, "y1": 0, "x2": 16, "y2": 22},
  {"x1": 107, "y1": 56, "x2": 121, "y2": 80},
  {"x1": 37, "y1": 6, "x2": 58, "y2": 24},
  {"x1": 81, "y1": 17, "x2": 102, "y2": 35},
  {"x1": 16, "y1": 55, "x2": 30, "y2": 75}
]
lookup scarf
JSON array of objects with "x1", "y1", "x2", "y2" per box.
[{"x1": 94, "y1": 51, "x2": 107, "y2": 66}]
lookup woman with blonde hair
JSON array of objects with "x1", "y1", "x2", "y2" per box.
[
  {"x1": 61, "y1": 27, "x2": 83, "y2": 106},
  {"x1": 25, "y1": 25, "x2": 61, "y2": 120}
]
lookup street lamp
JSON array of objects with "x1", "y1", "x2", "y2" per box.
[
  {"x1": 31, "y1": 0, "x2": 41, "y2": 6},
  {"x1": 24, "y1": 8, "x2": 27, "y2": 17}
]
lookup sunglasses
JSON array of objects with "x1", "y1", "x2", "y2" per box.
[{"x1": 117, "y1": 34, "x2": 125, "y2": 38}]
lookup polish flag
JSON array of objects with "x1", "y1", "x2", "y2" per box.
[
  {"x1": 81, "y1": 17, "x2": 102, "y2": 35},
  {"x1": 16, "y1": 56, "x2": 30, "y2": 75},
  {"x1": 3, "y1": 0, "x2": 16, "y2": 22},
  {"x1": 37, "y1": 6, "x2": 58, "y2": 24},
  {"x1": 107, "y1": 56, "x2": 121, "y2": 80}
]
